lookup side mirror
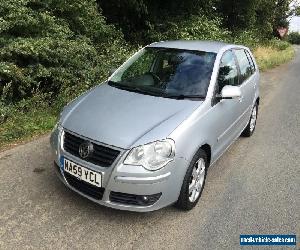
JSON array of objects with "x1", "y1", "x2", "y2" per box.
[{"x1": 220, "y1": 85, "x2": 242, "y2": 100}]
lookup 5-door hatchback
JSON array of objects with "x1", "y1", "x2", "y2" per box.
[{"x1": 50, "y1": 40, "x2": 260, "y2": 212}]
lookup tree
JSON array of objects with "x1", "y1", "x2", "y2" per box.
[
  {"x1": 98, "y1": 0, "x2": 218, "y2": 42},
  {"x1": 216, "y1": 0, "x2": 259, "y2": 31}
]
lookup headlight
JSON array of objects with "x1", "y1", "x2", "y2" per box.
[{"x1": 124, "y1": 139, "x2": 175, "y2": 171}]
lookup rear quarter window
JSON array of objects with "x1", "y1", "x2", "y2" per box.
[{"x1": 245, "y1": 50, "x2": 256, "y2": 73}]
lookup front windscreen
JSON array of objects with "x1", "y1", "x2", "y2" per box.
[{"x1": 109, "y1": 47, "x2": 216, "y2": 99}]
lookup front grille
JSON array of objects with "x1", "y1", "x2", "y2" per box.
[
  {"x1": 63, "y1": 131, "x2": 120, "y2": 167},
  {"x1": 64, "y1": 172, "x2": 105, "y2": 200},
  {"x1": 110, "y1": 192, "x2": 162, "y2": 206}
]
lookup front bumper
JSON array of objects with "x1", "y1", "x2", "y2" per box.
[{"x1": 50, "y1": 129, "x2": 188, "y2": 212}]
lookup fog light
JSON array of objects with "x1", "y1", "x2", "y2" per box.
[{"x1": 110, "y1": 192, "x2": 162, "y2": 206}]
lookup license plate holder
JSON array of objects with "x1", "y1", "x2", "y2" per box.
[{"x1": 63, "y1": 157, "x2": 102, "y2": 187}]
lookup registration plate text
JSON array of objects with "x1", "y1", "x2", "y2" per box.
[{"x1": 63, "y1": 158, "x2": 102, "y2": 187}]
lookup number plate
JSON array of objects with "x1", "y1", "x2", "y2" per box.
[{"x1": 63, "y1": 158, "x2": 102, "y2": 187}]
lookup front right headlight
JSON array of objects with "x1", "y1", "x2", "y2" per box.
[{"x1": 124, "y1": 139, "x2": 175, "y2": 171}]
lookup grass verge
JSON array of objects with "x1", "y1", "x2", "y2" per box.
[
  {"x1": 0, "y1": 109, "x2": 57, "y2": 151},
  {"x1": 254, "y1": 45, "x2": 295, "y2": 71},
  {"x1": 0, "y1": 45, "x2": 295, "y2": 151}
]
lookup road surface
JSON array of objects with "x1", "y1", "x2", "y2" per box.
[{"x1": 0, "y1": 47, "x2": 299, "y2": 250}]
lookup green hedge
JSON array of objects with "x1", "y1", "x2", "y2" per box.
[
  {"x1": 0, "y1": 0, "x2": 131, "y2": 107},
  {"x1": 288, "y1": 32, "x2": 300, "y2": 44}
]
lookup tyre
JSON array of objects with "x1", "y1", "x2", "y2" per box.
[
  {"x1": 241, "y1": 103, "x2": 258, "y2": 137},
  {"x1": 175, "y1": 149, "x2": 208, "y2": 211}
]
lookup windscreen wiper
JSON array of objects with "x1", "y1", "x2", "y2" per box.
[
  {"x1": 108, "y1": 82, "x2": 205, "y2": 100},
  {"x1": 108, "y1": 81, "x2": 161, "y2": 96},
  {"x1": 164, "y1": 94, "x2": 206, "y2": 100}
]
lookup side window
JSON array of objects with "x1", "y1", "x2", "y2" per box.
[
  {"x1": 234, "y1": 49, "x2": 253, "y2": 83},
  {"x1": 217, "y1": 50, "x2": 239, "y2": 93}
]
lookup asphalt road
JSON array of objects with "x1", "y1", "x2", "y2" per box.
[{"x1": 0, "y1": 47, "x2": 299, "y2": 250}]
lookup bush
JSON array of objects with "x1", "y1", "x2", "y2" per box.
[
  {"x1": 288, "y1": 32, "x2": 300, "y2": 44},
  {"x1": 0, "y1": 0, "x2": 131, "y2": 106},
  {"x1": 232, "y1": 30, "x2": 261, "y2": 48},
  {"x1": 143, "y1": 17, "x2": 269, "y2": 50},
  {"x1": 145, "y1": 15, "x2": 231, "y2": 44},
  {"x1": 268, "y1": 39, "x2": 290, "y2": 50}
]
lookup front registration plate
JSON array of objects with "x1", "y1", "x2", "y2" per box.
[{"x1": 63, "y1": 158, "x2": 102, "y2": 187}]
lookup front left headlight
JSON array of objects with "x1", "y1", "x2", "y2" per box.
[{"x1": 124, "y1": 139, "x2": 175, "y2": 171}]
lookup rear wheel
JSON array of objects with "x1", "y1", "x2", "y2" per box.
[
  {"x1": 241, "y1": 103, "x2": 258, "y2": 137},
  {"x1": 175, "y1": 149, "x2": 208, "y2": 211}
]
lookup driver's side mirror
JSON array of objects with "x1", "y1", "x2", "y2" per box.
[{"x1": 218, "y1": 85, "x2": 242, "y2": 100}]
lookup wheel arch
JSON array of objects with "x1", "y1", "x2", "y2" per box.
[
  {"x1": 256, "y1": 97, "x2": 260, "y2": 106},
  {"x1": 200, "y1": 144, "x2": 211, "y2": 166}
]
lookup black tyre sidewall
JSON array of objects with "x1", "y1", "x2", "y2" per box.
[
  {"x1": 242, "y1": 103, "x2": 258, "y2": 137},
  {"x1": 175, "y1": 149, "x2": 208, "y2": 211}
]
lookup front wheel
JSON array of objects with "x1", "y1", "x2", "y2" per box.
[
  {"x1": 241, "y1": 103, "x2": 258, "y2": 137},
  {"x1": 175, "y1": 149, "x2": 208, "y2": 211}
]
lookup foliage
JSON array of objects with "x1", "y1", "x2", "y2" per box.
[
  {"x1": 98, "y1": 0, "x2": 218, "y2": 41},
  {"x1": 268, "y1": 39, "x2": 291, "y2": 51},
  {"x1": 0, "y1": 0, "x2": 298, "y2": 149},
  {"x1": 99, "y1": 0, "x2": 299, "y2": 43},
  {"x1": 145, "y1": 15, "x2": 231, "y2": 44},
  {"x1": 253, "y1": 45, "x2": 295, "y2": 71},
  {"x1": 0, "y1": 0, "x2": 131, "y2": 106},
  {"x1": 0, "y1": 93, "x2": 57, "y2": 148},
  {"x1": 288, "y1": 32, "x2": 300, "y2": 44},
  {"x1": 216, "y1": 0, "x2": 258, "y2": 30}
]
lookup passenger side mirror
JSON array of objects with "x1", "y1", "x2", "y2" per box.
[{"x1": 220, "y1": 85, "x2": 241, "y2": 100}]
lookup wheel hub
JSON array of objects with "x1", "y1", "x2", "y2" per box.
[{"x1": 189, "y1": 158, "x2": 206, "y2": 203}]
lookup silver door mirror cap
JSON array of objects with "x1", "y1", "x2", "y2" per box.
[{"x1": 221, "y1": 85, "x2": 242, "y2": 99}]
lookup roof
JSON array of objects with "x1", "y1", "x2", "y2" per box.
[{"x1": 147, "y1": 40, "x2": 231, "y2": 53}]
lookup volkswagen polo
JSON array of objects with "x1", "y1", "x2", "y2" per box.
[{"x1": 50, "y1": 41, "x2": 260, "y2": 212}]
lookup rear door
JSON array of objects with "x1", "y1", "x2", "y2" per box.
[{"x1": 233, "y1": 49, "x2": 257, "y2": 130}]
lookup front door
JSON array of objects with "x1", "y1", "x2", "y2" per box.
[{"x1": 209, "y1": 50, "x2": 243, "y2": 160}]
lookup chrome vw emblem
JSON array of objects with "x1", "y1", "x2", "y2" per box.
[{"x1": 79, "y1": 141, "x2": 94, "y2": 159}]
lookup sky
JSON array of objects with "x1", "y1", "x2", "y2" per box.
[
  {"x1": 290, "y1": 16, "x2": 300, "y2": 32},
  {"x1": 289, "y1": 0, "x2": 300, "y2": 32}
]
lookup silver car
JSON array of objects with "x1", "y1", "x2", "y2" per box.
[{"x1": 50, "y1": 41, "x2": 260, "y2": 212}]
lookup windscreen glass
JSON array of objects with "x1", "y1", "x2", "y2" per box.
[{"x1": 109, "y1": 47, "x2": 216, "y2": 99}]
